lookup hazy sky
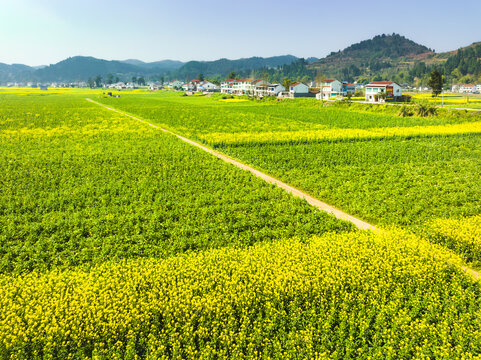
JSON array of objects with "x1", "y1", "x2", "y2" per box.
[{"x1": 1, "y1": 0, "x2": 480, "y2": 66}]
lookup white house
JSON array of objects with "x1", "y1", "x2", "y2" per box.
[
  {"x1": 316, "y1": 79, "x2": 342, "y2": 100},
  {"x1": 459, "y1": 84, "x2": 476, "y2": 93},
  {"x1": 198, "y1": 81, "x2": 220, "y2": 92},
  {"x1": 168, "y1": 80, "x2": 184, "y2": 89},
  {"x1": 476, "y1": 85, "x2": 481, "y2": 93},
  {"x1": 182, "y1": 80, "x2": 201, "y2": 91},
  {"x1": 253, "y1": 81, "x2": 283, "y2": 97},
  {"x1": 232, "y1": 78, "x2": 254, "y2": 95},
  {"x1": 108, "y1": 82, "x2": 126, "y2": 90},
  {"x1": 149, "y1": 83, "x2": 162, "y2": 91},
  {"x1": 266, "y1": 83, "x2": 285, "y2": 96},
  {"x1": 365, "y1": 81, "x2": 402, "y2": 102},
  {"x1": 289, "y1": 82, "x2": 309, "y2": 96},
  {"x1": 220, "y1": 79, "x2": 239, "y2": 94}
]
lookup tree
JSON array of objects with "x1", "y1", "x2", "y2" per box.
[
  {"x1": 138, "y1": 77, "x2": 146, "y2": 86},
  {"x1": 197, "y1": 73, "x2": 205, "y2": 81},
  {"x1": 227, "y1": 72, "x2": 237, "y2": 80},
  {"x1": 282, "y1": 79, "x2": 294, "y2": 91},
  {"x1": 106, "y1": 74, "x2": 114, "y2": 85},
  {"x1": 95, "y1": 75, "x2": 102, "y2": 88},
  {"x1": 427, "y1": 70, "x2": 444, "y2": 97},
  {"x1": 131, "y1": 76, "x2": 138, "y2": 84},
  {"x1": 87, "y1": 78, "x2": 95, "y2": 88}
]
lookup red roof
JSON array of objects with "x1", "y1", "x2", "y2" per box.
[
  {"x1": 324, "y1": 79, "x2": 337, "y2": 83},
  {"x1": 346, "y1": 83, "x2": 355, "y2": 86},
  {"x1": 291, "y1": 82, "x2": 302, "y2": 87},
  {"x1": 367, "y1": 81, "x2": 394, "y2": 86}
]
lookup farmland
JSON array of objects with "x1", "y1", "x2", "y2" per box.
[
  {"x1": 96, "y1": 91, "x2": 481, "y2": 227},
  {"x1": 1, "y1": 88, "x2": 481, "y2": 358},
  {"x1": 0, "y1": 90, "x2": 352, "y2": 274}
]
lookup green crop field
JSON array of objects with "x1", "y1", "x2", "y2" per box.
[{"x1": 2, "y1": 88, "x2": 481, "y2": 359}]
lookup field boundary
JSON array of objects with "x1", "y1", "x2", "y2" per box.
[{"x1": 86, "y1": 97, "x2": 376, "y2": 230}]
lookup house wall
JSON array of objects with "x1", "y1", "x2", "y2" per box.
[{"x1": 290, "y1": 84, "x2": 309, "y2": 94}]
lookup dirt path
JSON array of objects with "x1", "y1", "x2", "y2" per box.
[{"x1": 86, "y1": 98, "x2": 376, "y2": 230}]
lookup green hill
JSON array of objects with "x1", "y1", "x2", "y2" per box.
[
  {"x1": 169, "y1": 55, "x2": 299, "y2": 80},
  {"x1": 308, "y1": 33, "x2": 434, "y2": 82},
  {"x1": 0, "y1": 63, "x2": 35, "y2": 82}
]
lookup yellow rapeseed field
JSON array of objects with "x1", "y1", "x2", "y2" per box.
[
  {"x1": 1, "y1": 229, "x2": 480, "y2": 359},
  {"x1": 424, "y1": 215, "x2": 481, "y2": 267},
  {"x1": 200, "y1": 121, "x2": 481, "y2": 145}
]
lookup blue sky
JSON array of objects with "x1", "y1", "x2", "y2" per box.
[{"x1": 1, "y1": 0, "x2": 480, "y2": 66}]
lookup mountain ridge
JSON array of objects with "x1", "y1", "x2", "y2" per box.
[{"x1": 0, "y1": 35, "x2": 479, "y2": 84}]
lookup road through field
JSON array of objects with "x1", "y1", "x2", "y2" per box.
[{"x1": 86, "y1": 98, "x2": 376, "y2": 230}]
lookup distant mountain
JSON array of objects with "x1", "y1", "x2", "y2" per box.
[
  {"x1": 0, "y1": 63, "x2": 34, "y2": 82},
  {"x1": 121, "y1": 59, "x2": 184, "y2": 71},
  {"x1": 170, "y1": 55, "x2": 299, "y2": 80},
  {"x1": 0, "y1": 35, "x2": 479, "y2": 85},
  {"x1": 32, "y1": 56, "x2": 146, "y2": 82},
  {"x1": 308, "y1": 33, "x2": 434, "y2": 82},
  {"x1": 121, "y1": 59, "x2": 147, "y2": 66}
]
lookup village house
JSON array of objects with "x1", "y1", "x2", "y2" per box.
[
  {"x1": 197, "y1": 81, "x2": 220, "y2": 92},
  {"x1": 459, "y1": 84, "x2": 476, "y2": 93},
  {"x1": 255, "y1": 83, "x2": 285, "y2": 97},
  {"x1": 316, "y1": 79, "x2": 343, "y2": 100},
  {"x1": 168, "y1": 80, "x2": 184, "y2": 89},
  {"x1": 289, "y1": 82, "x2": 309, "y2": 97},
  {"x1": 149, "y1": 83, "x2": 162, "y2": 91},
  {"x1": 476, "y1": 85, "x2": 481, "y2": 93},
  {"x1": 235, "y1": 78, "x2": 255, "y2": 95},
  {"x1": 342, "y1": 82, "x2": 356, "y2": 96},
  {"x1": 182, "y1": 79, "x2": 201, "y2": 91},
  {"x1": 220, "y1": 79, "x2": 238, "y2": 94},
  {"x1": 365, "y1": 81, "x2": 402, "y2": 102}
]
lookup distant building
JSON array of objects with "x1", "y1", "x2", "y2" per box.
[
  {"x1": 316, "y1": 79, "x2": 342, "y2": 100},
  {"x1": 365, "y1": 81, "x2": 402, "y2": 102},
  {"x1": 476, "y1": 85, "x2": 481, "y2": 93},
  {"x1": 168, "y1": 80, "x2": 184, "y2": 89},
  {"x1": 197, "y1": 81, "x2": 219, "y2": 92},
  {"x1": 39, "y1": 85, "x2": 48, "y2": 91},
  {"x1": 342, "y1": 82, "x2": 356, "y2": 96},
  {"x1": 459, "y1": 84, "x2": 476, "y2": 93},
  {"x1": 289, "y1": 82, "x2": 309, "y2": 96},
  {"x1": 182, "y1": 80, "x2": 200, "y2": 91},
  {"x1": 220, "y1": 79, "x2": 238, "y2": 94}
]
